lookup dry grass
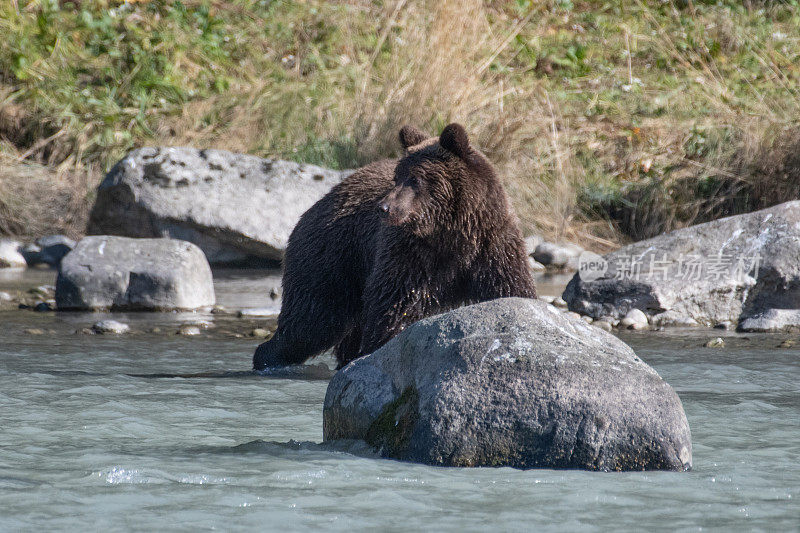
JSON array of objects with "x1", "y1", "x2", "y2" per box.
[
  {"x1": 0, "y1": 153, "x2": 94, "y2": 240},
  {"x1": 341, "y1": 0, "x2": 605, "y2": 247},
  {"x1": 596, "y1": 2, "x2": 800, "y2": 240},
  {"x1": 149, "y1": 0, "x2": 592, "y2": 246},
  {"x1": 2, "y1": 0, "x2": 800, "y2": 247}
]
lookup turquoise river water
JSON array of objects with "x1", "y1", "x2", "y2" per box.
[{"x1": 0, "y1": 270, "x2": 797, "y2": 531}]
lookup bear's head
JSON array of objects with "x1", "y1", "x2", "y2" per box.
[{"x1": 378, "y1": 123, "x2": 502, "y2": 237}]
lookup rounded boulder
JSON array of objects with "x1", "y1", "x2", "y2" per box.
[{"x1": 324, "y1": 298, "x2": 691, "y2": 471}]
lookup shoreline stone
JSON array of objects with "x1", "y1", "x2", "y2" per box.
[
  {"x1": 0, "y1": 239, "x2": 27, "y2": 269},
  {"x1": 92, "y1": 320, "x2": 130, "y2": 334},
  {"x1": 87, "y1": 147, "x2": 350, "y2": 264},
  {"x1": 56, "y1": 236, "x2": 215, "y2": 311},
  {"x1": 563, "y1": 201, "x2": 800, "y2": 332},
  {"x1": 22, "y1": 235, "x2": 76, "y2": 268}
]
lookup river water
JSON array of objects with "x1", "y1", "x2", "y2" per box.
[{"x1": 0, "y1": 270, "x2": 797, "y2": 531}]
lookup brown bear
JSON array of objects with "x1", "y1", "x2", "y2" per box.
[{"x1": 253, "y1": 123, "x2": 536, "y2": 370}]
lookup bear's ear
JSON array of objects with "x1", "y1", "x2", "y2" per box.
[
  {"x1": 399, "y1": 125, "x2": 428, "y2": 149},
  {"x1": 439, "y1": 123, "x2": 470, "y2": 159}
]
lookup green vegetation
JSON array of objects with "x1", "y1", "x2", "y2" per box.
[
  {"x1": 365, "y1": 386, "x2": 418, "y2": 457},
  {"x1": 1, "y1": 0, "x2": 799, "y2": 245}
]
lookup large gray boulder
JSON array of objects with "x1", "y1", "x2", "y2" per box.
[
  {"x1": 56, "y1": 236, "x2": 215, "y2": 311},
  {"x1": 324, "y1": 298, "x2": 691, "y2": 471},
  {"x1": 87, "y1": 147, "x2": 348, "y2": 264},
  {"x1": 563, "y1": 201, "x2": 800, "y2": 332}
]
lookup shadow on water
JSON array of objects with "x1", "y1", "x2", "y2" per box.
[
  {"x1": 223, "y1": 439, "x2": 380, "y2": 460},
  {"x1": 94, "y1": 440, "x2": 381, "y2": 464},
  {"x1": 34, "y1": 363, "x2": 335, "y2": 381}
]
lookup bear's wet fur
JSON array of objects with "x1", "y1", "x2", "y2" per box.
[{"x1": 253, "y1": 123, "x2": 536, "y2": 370}]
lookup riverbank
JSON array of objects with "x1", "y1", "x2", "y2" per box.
[{"x1": 2, "y1": 1, "x2": 800, "y2": 247}]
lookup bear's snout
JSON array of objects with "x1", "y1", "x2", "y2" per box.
[
  {"x1": 378, "y1": 187, "x2": 415, "y2": 226},
  {"x1": 378, "y1": 200, "x2": 407, "y2": 226}
]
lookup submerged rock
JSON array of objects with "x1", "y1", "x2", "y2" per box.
[
  {"x1": 237, "y1": 307, "x2": 280, "y2": 318},
  {"x1": 0, "y1": 239, "x2": 26, "y2": 269},
  {"x1": 324, "y1": 298, "x2": 692, "y2": 471},
  {"x1": 177, "y1": 325, "x2": 202, "y2": 336},
  {"x1": 563, "y1": 201, "x2": 800, "y2": 332},
  {"x1": 92, "y1": 320, "x2": 130, "y2": 334},
  {"x1": 56, "y1": 236, "x2": 215, "y2": 311},
  {"x1": 33, "y1": 302, "x2": 53, "y2": 312},
  {"x1": 250, "y1": 328, "x2": 271, "y2": 338},
  {"x1": 87, "y1": 147, "x2": 349, "y2": 264}
]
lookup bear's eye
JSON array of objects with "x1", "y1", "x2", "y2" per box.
[{"x1": 407, "y1": 176, "x2": 418, "y2": 187}]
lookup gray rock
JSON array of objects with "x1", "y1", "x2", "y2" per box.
[
  {"x1": 738, "y1": 309, "x2": 800, "y2": 333},
  {"x1": 33, "y1": 302, "x2": 53, "y2": 312},
  {"x1": 186, "y1": 319, "x2": 213, "y2": 329},
  {"x1": 621, "y1": 308, "x2": 648, "y2": 330},
  {"x1": 565, "y1": 255, "x2": 581, "y2": 272},
  {"x1": 92, "y1": 320, "x2": 130, "y2": 334},
  {"x1": 250, "y1": 328, "x2": 271, "y2": 338},
  {"x1": 524, "y1": 234, "x2": 544, "y2": 256},
  {"x1": 87, "y1": 147, "x2": 349, "y2": 264},
  {"x1": 704, "y1": 337, "x2": 725, "y2": 348},
  {"x1": 19, "y1": 243, "x2": 42, "y2": 266},
  {"x1": 56, "y1": 236, "x2": 215, "y2": 311},
  {"x1": 237, "y1": 307, "x2": 280, "y2": 318},
  {"x1": 324, "y1": 298, "x2": 692, "y2": 471},
  {"x1": 593, "y1": 320, "x2": 613, "y2": 332},
  {"x1": 651, "y1": 310, "x2": 700, "y2": 328},
  {"x1": 533, "y1": 242, "x2": 572, "y2": 268},
  {"x1": 563, "y1": 201, "x2": 800, "y2": 331},
  {"x1": 0, "y1": 239, "x2": 26, "y2": 269},
  {"x1": 178, "y1": 325, "x2": 202, "y2": 336},
  {"x1": 532, "y1": 241, "x2": 584, "y2": 270},
  {"x1": 26, "y1": 235, "x2": 76, "y2": 267},
  {"x1": 527, "y1": 257, "x2": 546, "y2": 272},
  {"x1": 0, "y1": 291, "x2": 12, "y2": 302}
]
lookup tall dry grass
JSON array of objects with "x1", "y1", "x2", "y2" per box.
[
  {"x1": 341, "y1": 0, "x2": 604, "y2": 247},
  {"x1": 156, "y1": 0, "x2": 593, "y2": 246},
  {"x1": 0, "y1": 153, "x2": 92, "y2": 239}
]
